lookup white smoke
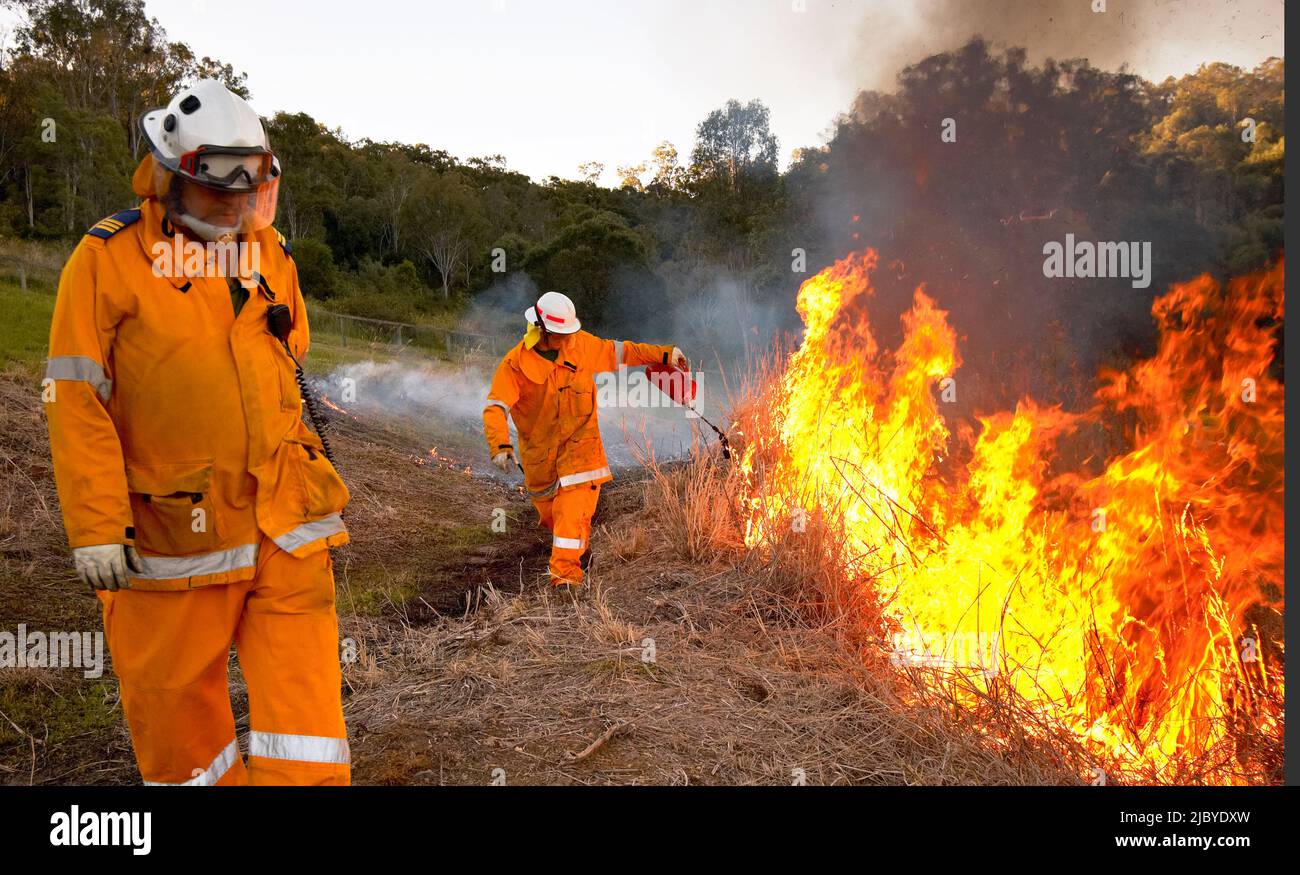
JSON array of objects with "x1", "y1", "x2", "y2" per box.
[{"x1": 316, "y1": 358, "x2": 727, "y2": 478}]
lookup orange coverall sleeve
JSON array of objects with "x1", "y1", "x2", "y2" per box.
[
  {"x1": 286, "y1": 257, "x2": 311, "y2": 361},
  {"x1": 483, "y1": 356, "x2": 521, "y2": 455},
  {"x1": 44, "y1": 241, "x2": 133, "y2": 548},
  {"x1": 284, "y1": 256, "x2": 312, "y2": 361},
  {"x1": 593, "y1": 335, "x2": 675, "y2": 372}
]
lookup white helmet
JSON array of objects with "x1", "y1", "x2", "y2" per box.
[
  {"x1": 138, "y1": 79, "x2": 280, "y2": 240},
  {"x1": 526, "y1": 291, "x2": 581, "y2": 334}
]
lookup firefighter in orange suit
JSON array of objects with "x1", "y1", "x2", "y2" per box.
[
  {"x1": 43, "y1": 80, "x2": 350, "y2": 785},
  {"x1": 484, "y1": 291, "x2": 686, "y2": 586}
]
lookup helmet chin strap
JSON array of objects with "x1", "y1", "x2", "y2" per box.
[
  {"x1": 533, "y1": 297, "x2": 553, "y2": 346},
  {"x1": 534, "y1": 297, "x2": 550, "y2": 335}
]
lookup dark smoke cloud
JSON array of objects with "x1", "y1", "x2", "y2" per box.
[{"x1": 845, "y1": 0, "x2": 1280, "y2": 93}]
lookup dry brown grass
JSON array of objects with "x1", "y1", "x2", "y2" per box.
[
  {"x1": 342, "y1": 572, "x2": 1089, "y2": 785},
  {"x1": 0, "y1": 368, "x2": 87, "y2": 629},
  {"x1": 0, "y1": 368, "x2": 140, "y2": 784},
  {"x1": 0, "y1": 360, "x2": 549, "y2": 783}
]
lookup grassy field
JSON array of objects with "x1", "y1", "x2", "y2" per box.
[{"x1": 0, "y1": 279, "x2": 56, "y2": 371}]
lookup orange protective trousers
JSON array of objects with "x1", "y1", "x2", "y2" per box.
[
  {"x1": 97, "y1": 537, "x2": 349, "y2": 785},
  {"x1": 532, "y1": 483, "x2": 601, "y2": 584}
]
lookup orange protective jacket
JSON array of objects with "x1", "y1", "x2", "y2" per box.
[
  {"x1": 44, "y1": 198, "x2": 349, "y2": 591},
  {"x1": 484, "y1": 331, "x2": 674, "y2": 498}
]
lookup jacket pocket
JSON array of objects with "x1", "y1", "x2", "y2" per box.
[
  {"x1": 564, "y1": 382, "x2": 595, "y2": 421},
  {"x1": 520, "y1": 440, "x2": 559, "y2": 495},
  {"x1": 125, "y1": 460, "x2": 222, "y2": 555},
  {"x1": 268, "y1": 335, "x2": 301, "y2": 412},
  {"x1": 286, "y1": 427, "x2": 350, "y2": 519}
]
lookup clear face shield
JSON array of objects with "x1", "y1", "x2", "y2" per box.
[{"x1": 154, "y1": 147, "x2": 280, "y2": 241}]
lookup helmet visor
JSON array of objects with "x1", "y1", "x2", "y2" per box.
[
  {"x1": 158, "y1": 160, "x2": 280, "y2": 234},
  {"x1": 236, "y1": 174, "x2": 279, "y2": 233}
]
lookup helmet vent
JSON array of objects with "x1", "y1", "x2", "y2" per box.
[
  {"x1": 162, "y1": 113, "x2": 176, "y2": 132},
  {"x1": 179, "y1": 95, "x2": 201, "y2": 114}
]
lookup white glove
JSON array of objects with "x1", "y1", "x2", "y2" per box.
[
  {"x1": 670, "y1": 347, "x2": 689, "y2": 370},
  {"x1": 73, "y1": 544, "x2": 143, "y2": 591},
  {"x1": 492, "y1": 450, "x2": 516, "y2": 473}
]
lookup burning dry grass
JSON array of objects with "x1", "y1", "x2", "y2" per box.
[
  {"x1": 625, "y1": 440, "x2": 1286, "y2": 785},
  {"x1": 711, "y1": 253, "x2": 1285, "y2": 785},
  {"x1": 635, "y1": 449, "x2": 1103, "y2": 782},
  {"x1": 0, "y1": 338, "x2": 1116, "y2": 786}
]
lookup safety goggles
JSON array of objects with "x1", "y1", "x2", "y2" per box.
[{"x1": 176, "y1": 146, "x2": 278, "y2": 191}]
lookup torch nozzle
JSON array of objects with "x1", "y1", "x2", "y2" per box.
[{"x1": 690, "y1": 407, "x2": 732, "y2": 461}]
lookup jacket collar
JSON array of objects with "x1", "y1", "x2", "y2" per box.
[{"x1": 517, "y1": 334, "x2": 577, "y2": 384}]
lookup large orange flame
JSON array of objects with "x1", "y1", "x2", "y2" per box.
[{"x1": 739, "y1": 251, "x2": 1284, "y2": 783}]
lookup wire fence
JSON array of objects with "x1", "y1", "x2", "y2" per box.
[
  {"x1": 0, "y1": 240, "x2": 73, "y2": 292},
  {"x1": 306, "y1": 306, "x2": 513, "y2": 360},
  {"x1": 1, "y1": 256, "x2": 46, "y2": 293}
]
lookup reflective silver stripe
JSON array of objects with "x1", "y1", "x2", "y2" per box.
[
  {"x1": 273, "y1": 513, "x2": 346, "y2": 554},
  {"x1": 144, "y1": 738, "x2": 239, "y2": 786},
  {"x1": 248, "y1": 730, "x2": 350, "y2": 765},
  {"x1": 527, "y1": 480, "x2": 559, "y2": 499},
  {"x1": 44, "y1": 356, "x2": 112, "y2": 403},
  {"x1": 485, "y1": 399, "x2": 510, "y2": 414},
  {"x1": 613, "y1": 340, "x2": 624, "y2": 365},
  {"x1": 558, "y1": 466, "x2": 611, "y2": 488},
  {"x1": 132, "y1": 544, "x2": 257, "y2": 580},
  {"x1": 553, "y1": 535, "x2": 584, "y2": 550}
]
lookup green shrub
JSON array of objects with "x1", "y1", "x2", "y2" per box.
[{"x1": 291, "y1": 236, "x2": 338, "y2": 298}]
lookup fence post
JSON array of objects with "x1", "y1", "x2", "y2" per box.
[{"x1": 18, "y1": 267, "x2": 26, "y2": 292}]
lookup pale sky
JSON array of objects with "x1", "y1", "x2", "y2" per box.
[{"x1": 5, "y1": 0, "x2": 1286, "y2": 184}]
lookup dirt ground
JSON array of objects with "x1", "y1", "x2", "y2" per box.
[{"x1": 0, "y1": 367, "x2": 1087, "y2": 786}]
